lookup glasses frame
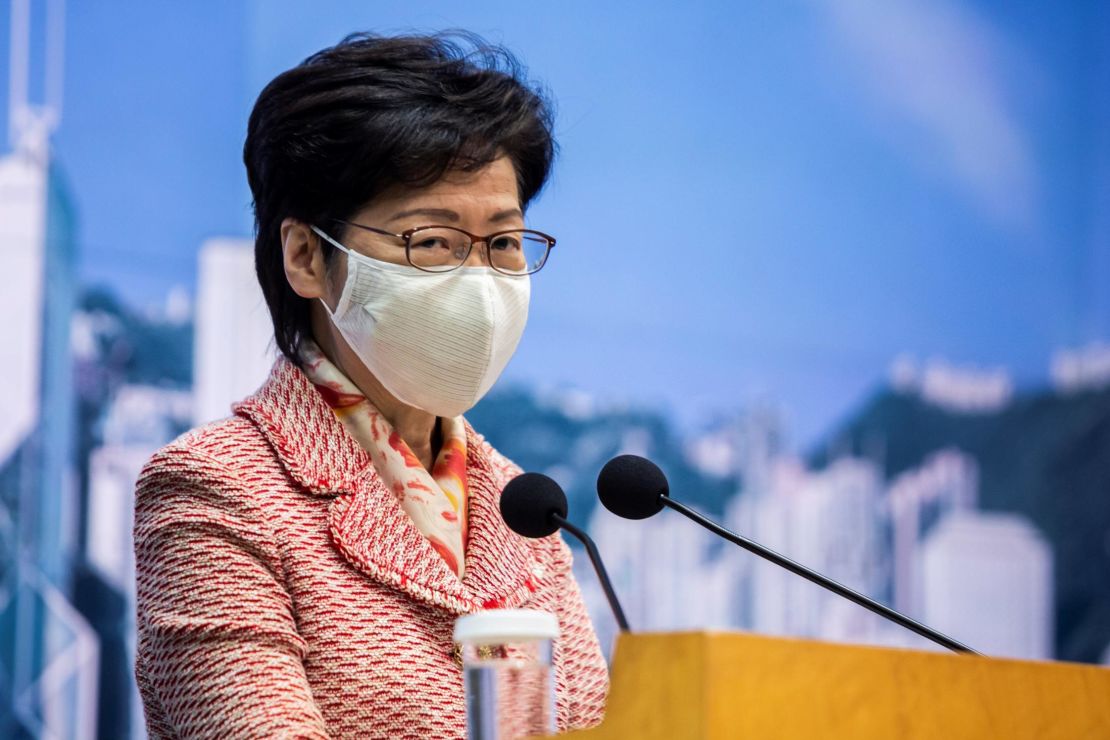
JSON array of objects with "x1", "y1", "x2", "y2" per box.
[{"x1": 331, "y1": 218, "x2": 557, "y2": 275}]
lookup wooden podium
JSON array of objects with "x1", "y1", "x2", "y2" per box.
[{"x1": 561, "y1": 632, "x2": 1110, "y2": 739}]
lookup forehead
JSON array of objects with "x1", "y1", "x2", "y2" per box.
[{"x1": 359, "y1": 156, "x2": 520, "y2": 219}]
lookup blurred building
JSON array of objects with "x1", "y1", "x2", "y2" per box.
[
  {"x1": 1051, "y1": 342, "x2": 1110, "y2": 394},
  {"x1": 920, "y1": 512, "x2": 1053, "y2": 659},
  {"x1": 589, "y1": 506, "x2": 734, "y2": 633},
  {"x1": 889, "y1": 356, "x2": 1013, "y2": 413},
  {"x1": 193, "y1": 238, "x2": 275, "y2": 424},
  {"x1": 0, "y1": 2, "x2": 97, "y2": 732},
  {"x1": 684, "y1": 404, "x2": 784, "y2": 489},
  {"x1": 736, "y1": 457, "x2": 885, "y2": 642},
  {"x1": 584, "y1": 503, "x2": 737, "y2": 660},
  {"x1": 887, "y1": 449, "x2": 978, "y2": 615}
]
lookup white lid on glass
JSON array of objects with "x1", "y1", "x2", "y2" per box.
[{"x1": 453, "y1": 609, "x2": 560, "y2": 644}]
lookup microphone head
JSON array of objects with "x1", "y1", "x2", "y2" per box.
[
  {"x1": 500, "y1": 472, "x2": 569, "y2": 538},
  {"x1": 597, "y1": 454, "x2": 669, "y2": 520}
]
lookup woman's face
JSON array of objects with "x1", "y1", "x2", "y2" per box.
[{"x1": 282, "y1": 154, "x2": 527, "y2": 414}]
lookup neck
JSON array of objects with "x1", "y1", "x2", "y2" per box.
[{"x1": 380, "y1": 399, "x2": 440, "y2": 470}]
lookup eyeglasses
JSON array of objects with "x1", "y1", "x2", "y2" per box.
[{"x1": 330, "y1": 219, "x2": 556, "y2": 275}]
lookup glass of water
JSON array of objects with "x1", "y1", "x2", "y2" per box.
[{"x1": 454, "y1": 609, "x2": 560, "y2": 739}]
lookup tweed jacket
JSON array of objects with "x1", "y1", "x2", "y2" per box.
[{"x1": 133, "y1": 359, "x2": 609, "y2": 739}]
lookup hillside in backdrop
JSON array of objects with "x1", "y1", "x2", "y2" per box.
[{"x1": 811, "y1": 385, "x2": 1110, "y2": 663}]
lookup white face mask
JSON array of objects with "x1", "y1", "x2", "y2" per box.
[{"x1": 311, "y1": 226, "x2": 530, "y2": 417}]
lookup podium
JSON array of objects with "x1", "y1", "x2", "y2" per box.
[{"x1": 562, "y1": 632, "x2": 1110, "y2": 739}]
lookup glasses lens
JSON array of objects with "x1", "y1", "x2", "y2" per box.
[
  {"x1": 406, "y1": 227, "x2": 472, "y2": 271},
  {"x1": 490, "y1": 231, "x2": 551, "y2": 275}
]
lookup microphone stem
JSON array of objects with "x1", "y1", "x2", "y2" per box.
[
  {"x1": 661, "y1": 496, "x2": 980, "y2": 655},
  {"x1": 552, "y1": 513, "x2": 631, "y2": 632}
]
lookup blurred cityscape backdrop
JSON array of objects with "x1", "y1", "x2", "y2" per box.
[{"x1": 1, "y1": 0, "x2": 1109, "y2": 738}]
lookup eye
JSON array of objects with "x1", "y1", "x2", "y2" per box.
[
  {"x1": 411, "y1": 236, "x2": 451, "y2": 250},
  {"x1": 491, "y1": 234, "x2": 522, "y2": 251}
]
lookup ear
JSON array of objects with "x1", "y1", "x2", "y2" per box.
[{"x1": 281, "y1": 218, "x2": 332, "y2": 301}]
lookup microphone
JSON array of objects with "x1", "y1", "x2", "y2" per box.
[
  {"x1": 501, "y1": 472, "x2": 630, "y2": 632},
  {"x1": 596, "y1": 455, "x2": 980, "y2": 655}
]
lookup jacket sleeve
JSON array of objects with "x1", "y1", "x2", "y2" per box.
[
  {"x1": 553, "y1": 548, "x2": 611, "y2": 731},
  {"x1": 133, "y1": 445, "x2": 332, "y2": 739}
]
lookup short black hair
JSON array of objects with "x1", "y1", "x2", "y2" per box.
[{"x1": 243, "y1": 31, "x2": 556, "y2": 364}]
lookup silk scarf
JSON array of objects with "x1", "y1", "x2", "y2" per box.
[{"x1": 300, "y1": 340, "x2": 468, "y2": 578}]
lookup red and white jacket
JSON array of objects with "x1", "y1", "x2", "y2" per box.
[{"x1": 133, "y1": 358, "x2": 609, "y2": 738}]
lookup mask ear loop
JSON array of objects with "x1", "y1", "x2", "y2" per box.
[
  {"x1": 310, "y1": 224, "x2": 353, "y2": 257},
  {"x1": 309, "y1": 225, "x2": 353, "y2": 319}
]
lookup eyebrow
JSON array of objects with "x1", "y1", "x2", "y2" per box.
[{"x1": 387, "y1": 207, "x2": 524, "y2": 225}]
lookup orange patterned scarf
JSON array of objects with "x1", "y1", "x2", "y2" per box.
[{"x1": 300, "y1": 341, "x2": 469, "y2": 578}]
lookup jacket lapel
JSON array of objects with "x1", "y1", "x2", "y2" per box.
[
  {"x1": 458, "y1": 425, "x2": 543, "y2": 612},
  {"x1": 233, "y1": 359, "x2": 371, "y2": 495},
  {"x1": 235, "y1": 359, "x2": 541, "y2": 615}
]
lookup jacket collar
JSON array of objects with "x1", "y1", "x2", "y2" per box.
[{"x1": 235, "y1": 359, "x2": 541, "y2": 614}]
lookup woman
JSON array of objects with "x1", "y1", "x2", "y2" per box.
[{"x1": 133, "y1": 33, "x2": 609, "y2": 738}]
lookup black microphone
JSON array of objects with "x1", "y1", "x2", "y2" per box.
[
  {"x1": 501, "y1": 472, "x2": 630, "y2": 632},
  {"x1": 596, "y1": 454, "x2": 980, "y2": 655}
]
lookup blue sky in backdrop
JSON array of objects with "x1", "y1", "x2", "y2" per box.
[{"x1": 2, "y1": 0, "x2": 1108, "y2": 445}]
